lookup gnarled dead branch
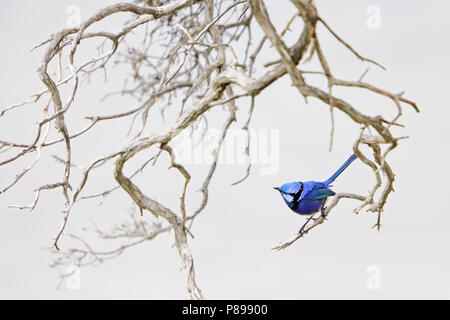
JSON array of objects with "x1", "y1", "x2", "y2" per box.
[{"x1": 1, "y1": 0, "x2": 418, "y2": 298}]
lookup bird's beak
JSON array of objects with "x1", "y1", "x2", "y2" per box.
[{"x1": 273, "y1": 187, "x2": 280, "y2": 191}]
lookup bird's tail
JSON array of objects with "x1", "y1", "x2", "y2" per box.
[{"x1": 323, "y1": 154, "x2": 357, "y2": 186}]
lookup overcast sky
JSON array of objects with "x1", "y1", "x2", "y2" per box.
[{"x1": 0, "y1": 0, "x2": 449, "y2": 299}]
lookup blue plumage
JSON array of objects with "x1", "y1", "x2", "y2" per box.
[{"x1": 274, "y1": 154, "x2": 357, "y2": 216}]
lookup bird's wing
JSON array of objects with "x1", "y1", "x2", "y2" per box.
[{"x1": 303, "y1": 185, "x2": 335, "y2": 201}]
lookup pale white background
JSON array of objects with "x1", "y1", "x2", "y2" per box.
[{"x1": 0, "y1": 0, "x2": 449, "y2": 299}]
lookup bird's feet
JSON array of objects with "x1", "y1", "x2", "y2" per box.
[
  {"x1": 320, "y1": 206, "x2": 328, "y2": 220},
  {"x1": 298, "y1": 224, "x2": 307, "y2": 235},
  {"x1": 298, "y1": 215, "x2": 315, "y2": 235}
]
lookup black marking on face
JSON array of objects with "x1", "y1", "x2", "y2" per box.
[
  {"x1": 278, "y1": 182, "x2": 303, "y2": 210},
  {"x1": 291, "y1": 183, "x2": 304, "y2": 210}
]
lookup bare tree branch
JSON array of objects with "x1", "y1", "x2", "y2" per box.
[{"x1": 1, "y1": 0, "x2": 419, "y2": 298}]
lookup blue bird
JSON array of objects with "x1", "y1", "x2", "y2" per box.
[{"x1": 274, "y1": 154, "x2": 357, "y2": 230}]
